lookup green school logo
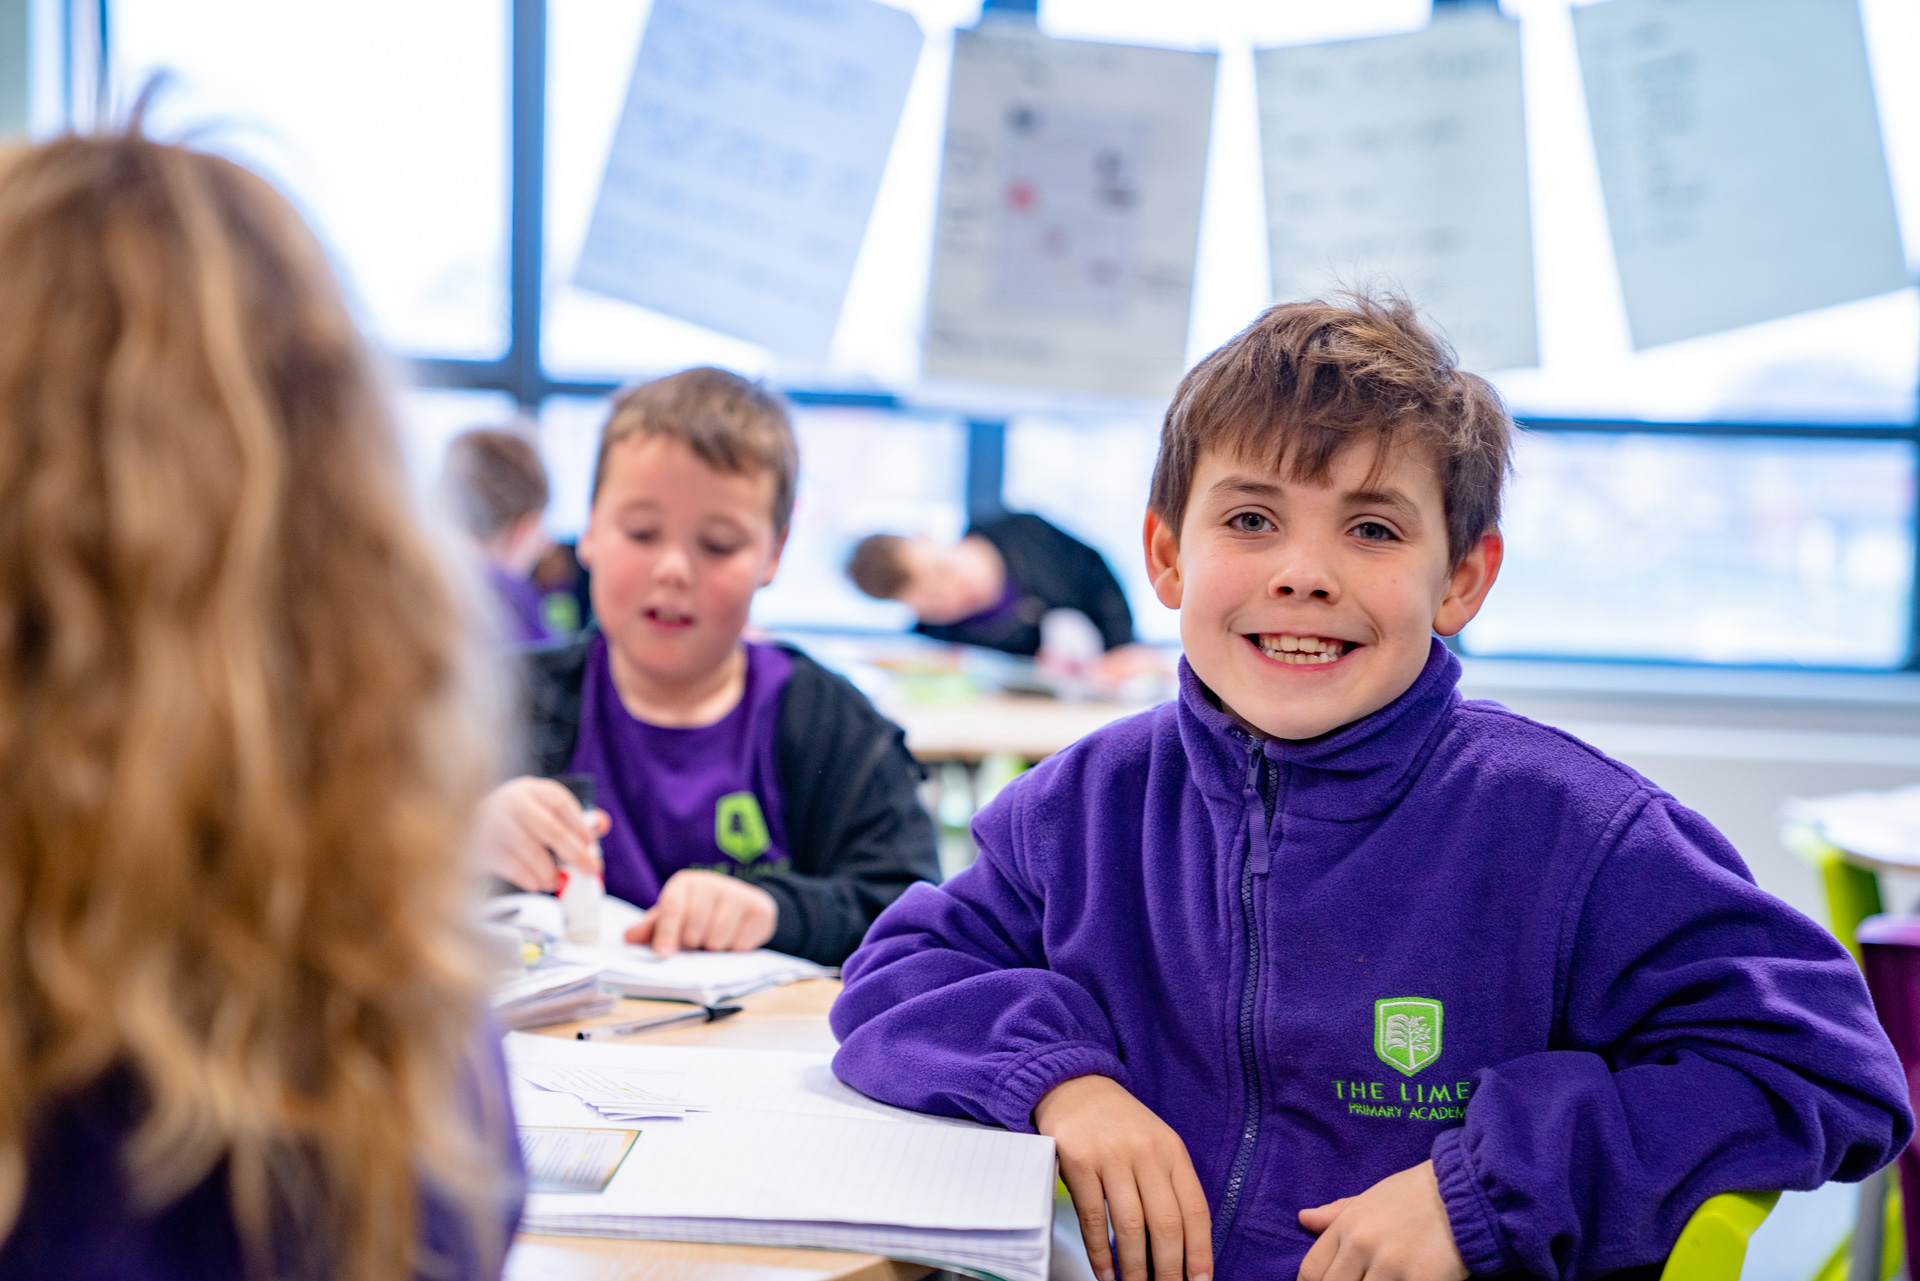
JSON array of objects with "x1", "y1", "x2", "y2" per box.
[
  {"x1": 714, "y1": 792, "x2": 771, "y2": 863},
  {"x1": 1374, "y1": 997, "x2": 1443, "y2": 1076}
]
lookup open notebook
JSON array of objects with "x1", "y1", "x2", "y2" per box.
[
  {"x1": 505, "y1": 1034, "x2": 1056, "y2": 1281},
  {"x1": 487, "y1": 893, "x2": 829, "y2": 1005}
]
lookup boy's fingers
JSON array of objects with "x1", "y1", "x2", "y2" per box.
[
  {"x1": 1137, "y1": 1166, "x2": 1186, "y2": 1281},
  {"x1": 1321, "y1": 1236, "x2": 1370, "y2": 1281},
  {"x1": 1299, "y1": 1198, "x2": 1351, "y2": 1233},
  {"x1": 516, "y1": 804, "x2": 585, "y2": 867},
  {"x1": 704, "y1": 900, "x2": 744, "y2": 954},
  {"x1": 677, "y1": 886, "x2": 718, "y2": 953},
  {"x1": 1299, "y1": 1222, "x2": 1339, "y2": 1281},
  {"x1": 624, "y1": 914, "x2": 654, "y2": 944},
  {"x1": 1061, "y1": 1166, "x2": 1115, "y2": 1281},
  {"x1": 1172, "y1": 1156, "x2": 1213, "y2": 1280},
  {"x1": 1102, "y1": 1172, "x2": 1149, "y2": 1281},
  {"x1": 500, "y1": 843, "x2": 554, "y2": 893},
  {"x1": 651, "y1": 897, "x2": 684, "y2": 956},
  {"x1": 730, "y1": 907, "x2": 769, "y2": 951}
]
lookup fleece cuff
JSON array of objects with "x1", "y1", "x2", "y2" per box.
[
  {"x1": 1432, "y1": 1126, "x2": 1515, "y2": 1276},
  {"x1": 987, "y1": 1043, "x2": 1130, "y2": 1134}
]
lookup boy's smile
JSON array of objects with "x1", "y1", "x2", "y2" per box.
[{"x1": 1146, "y1": 439, "x2": 1502, "y2": 741}]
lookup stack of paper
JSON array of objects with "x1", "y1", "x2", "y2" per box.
[
  {"x1": 505, "y1": 1035, "x2": 1056, "y2": 1281},
  {"x1": 491, "y1": 963, "x2": 617, "y2": 1031},
  {"x1": 488, "y1": 893, "x2": 830, "y2": 1005},
  {"x1": 512, "y1": 1063, "x2": 695, "y2": 1122}
]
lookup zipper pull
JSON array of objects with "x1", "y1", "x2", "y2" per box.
[{"x1": 1242, "y1": 749, "x2": 1271, "y2": 875}]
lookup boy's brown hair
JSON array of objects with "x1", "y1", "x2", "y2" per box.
[
  {"x1": 441, "y1": 426, "x2": 549, "y2": 539},
  {"x1": 1148, "y1": 294, "x2": 1512, "y2": 568},
  {"x1": 846, "y1": 534, "x2": 911, "y2": 599},
  {"x1": 593, "y1": 367, "x2": 799, "y2": 535}
]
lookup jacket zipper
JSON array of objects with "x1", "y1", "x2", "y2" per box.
[{"x1": 1215, "y1": 744, "x2": 1272, "y2": 1244}]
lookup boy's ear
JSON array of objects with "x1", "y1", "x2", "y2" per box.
[
  {"x1": 759, "y1": 526, "x2": 789, "y2": 589},
  {"x1": 575, "y1": 511, "x2": 600, "y2": 570},
  {"x1": 1144, "y1": 509, "x2": 1184, "y2": 610},
  {"x1": 1432, "y1": 529, "x2": 1504, "y2": 637}
]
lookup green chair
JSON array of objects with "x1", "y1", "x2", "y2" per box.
[
  {"x1": 1663, "y1": 1192, "x2": 1781, "y2": 1281},
  {"x1": 1777, "y1": 819, "x2": 1906, "y2": 1281}
]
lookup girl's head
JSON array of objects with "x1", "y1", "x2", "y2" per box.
[
  {"x1": 0, "y1": 133, "x2": 503, "y2": 1275},
  {"x1": 577, "y1": 368, "x2": 794, "y2": 690}
]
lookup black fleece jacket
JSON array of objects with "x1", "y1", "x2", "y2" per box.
[{"x1": 516, "y1": 632, "x2": 940, "y2": 966}]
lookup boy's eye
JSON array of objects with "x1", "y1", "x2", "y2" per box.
[
  {"x1": 1352, "y1": 521, "x2": 1397, "y2": 542},
  {"x1": 701, "y1": 538, "x2": 747, "y2": 557},
  {"x1": 622, "y1": 526, "x2": 659, "y2": 543},
  {"x1": 1229, "y1": 511, "x2": 1274, "y2": 534}
]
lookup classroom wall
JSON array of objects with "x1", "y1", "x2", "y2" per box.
[
  {"x1": 0, "y1": 0, "x2": 26, "y2": 140},
  {"x1": 1460, "y1": 661, "x2": 1920, "y2": 926}
]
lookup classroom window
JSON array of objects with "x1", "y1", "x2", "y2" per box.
[
  {"x1": 96, "y1": 0, "x2": 1920, "y2": 668},
  {"x1": 110, "y1": 0, "x2": 512, "y2": 360},
  {"x1": 394, "y1": 387, "x2": 523, "y2": 503},
  {"x1": 751, "y1": 410, "x2": 968, "y2": 632},
  {"x1": 1002, "y1": 415, "x2": 1178, "y2": 645},
  {"x1": 1461, "y1": 433, "x2": 1918, "y2": 667}
]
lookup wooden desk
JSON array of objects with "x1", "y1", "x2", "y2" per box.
[
  {"x1": 895, "y1": 694, "x2": 1142, "y2": 764},
  {"x1": 506, "y1": 981, "x2": 929, "y2": 1281}
]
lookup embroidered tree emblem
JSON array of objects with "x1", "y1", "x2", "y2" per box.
[
  {"x1": 1374, "y1": 997, "x2": 1444, "y2": 1075},
  {"x1": 714, "y1": 792, "x2": 772, "y2": 864}
]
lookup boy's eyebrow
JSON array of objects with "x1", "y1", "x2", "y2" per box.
[
  {"x1": 1343, "y1": 488, "x2": 1423, "y2": 522},
  {"x1": 1210, "y1": 476, "x2": 1286, "y2": 500}
]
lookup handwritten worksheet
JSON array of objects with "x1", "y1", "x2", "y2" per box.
[
  {"x1": 574, "y1": 0, "x2": 922, "y2": 360},
  {"x1": 1574, "y1": 0, "x2": 1906, "y2": 349},
  {"x1": 922, "y1": 20, "x2": 1215, "y2": 399},
  {"x1": 1255, "y1": 5, "x2": 1537, "y2": 373}
]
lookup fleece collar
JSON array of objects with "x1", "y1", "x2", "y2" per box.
[{"x1": 1175, "y1": 636, "x2": 1463, "y2": 822}]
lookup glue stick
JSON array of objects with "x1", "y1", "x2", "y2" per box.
[{"x1": 556, "y1": 773, "x2": 604, "y2": 945}]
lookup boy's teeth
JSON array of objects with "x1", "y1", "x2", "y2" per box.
[{"x1": 1256, "y1": 634, "x2": 1349, "y2": 665}]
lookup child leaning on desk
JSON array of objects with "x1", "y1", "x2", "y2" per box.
[
  {"x1": 0, "y1": 131, "x2": 522, "y2": 1277},
  {"x1": 473, "y1": 369, "x2": 940, "y2": 966},
  {"x1": 830, "y1": 295, "x2": 1914, "y2": 1281}
]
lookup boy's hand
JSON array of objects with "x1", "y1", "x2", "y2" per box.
[
  {"x1": 475, "y1": 777, "x2": 609, "y2": 892},
  {"x1": 625, "y1": 869, "x2": 777, "y2": 955},
  {"x1": 1033, "y1": 1075, "x2": 1213, "y2": 1281},
  {"x1": 1298, "y1": 1160, "x2": 1468, "y2": 1281}
]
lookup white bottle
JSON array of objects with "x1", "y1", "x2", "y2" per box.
[{"x1": 557, "y1": 774, "x2": 604, "y2": 945}]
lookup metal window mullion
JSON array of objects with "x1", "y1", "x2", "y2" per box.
[{"x1": 508, "y1": 0, "x2": 547, "y2": 410}]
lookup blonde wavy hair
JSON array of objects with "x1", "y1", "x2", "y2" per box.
[{"x1": 0, "y1": 133, "x2": 505, "y2": 1275}]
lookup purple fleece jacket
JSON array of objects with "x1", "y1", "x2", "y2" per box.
[{"x1": 830, "y1": 639, "x2": 1913, "y2": 1281}]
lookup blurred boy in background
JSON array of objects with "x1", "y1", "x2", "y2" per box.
[
  {"x1": 475, "y1": 368, "x2": 939, "y2": 965},
  {"x1": 440, "y1": 426, "x2": 555, "y2": 645},
  {"x1": 848, "y1": 513, "x2": 1163, "y2": 687}
]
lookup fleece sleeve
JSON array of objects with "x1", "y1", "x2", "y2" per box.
[
  {"x1": 1433, "y1": 793, "x2": 1914, "y2": 1281},
  {"x1": 829, "y1": 792, "x2": 1129, "y2": 1132}
]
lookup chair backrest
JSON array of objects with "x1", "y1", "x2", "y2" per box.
[
  {"x1": 1852, "y1": 915, "x2": 1920, "y2": 1276},
  {"x1": 1659, "y1": 1191, "x2": 1780, "y2": 1281}
]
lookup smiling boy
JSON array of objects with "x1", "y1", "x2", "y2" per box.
[{"x1": 829, "y1": 298, "x2": 1911, "y2": 1281}]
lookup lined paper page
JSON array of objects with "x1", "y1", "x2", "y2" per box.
[
  {"x1": 527, "y1": 1107, "x2": 1054, "y2": 1231},
  {"x1": 505, "y1": 1036, "x2": 974, "y2": 1127}
]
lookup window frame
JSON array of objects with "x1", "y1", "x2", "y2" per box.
[{"x1": 105, "y1": 0, "x2": 1920, "y2": 671}]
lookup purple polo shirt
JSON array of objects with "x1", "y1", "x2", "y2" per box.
[
  {"x1": 567, "y1": 635, "x2": 793, "y2": 908},
  {"x1": 487, "y1": 564, "x2": 551, "y2": 646}
]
